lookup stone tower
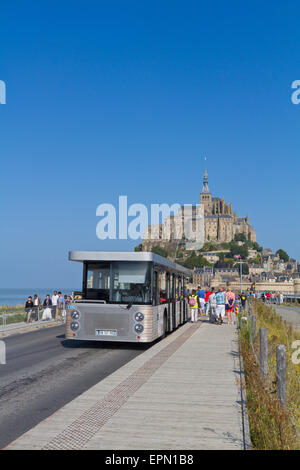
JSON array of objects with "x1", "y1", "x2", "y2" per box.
[{"x1": 200, "y1": 160, "x2": 213, "y2": 214}]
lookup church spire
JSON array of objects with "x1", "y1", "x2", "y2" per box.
[
  {"x1": 201, "y1": 156, "x2": 210, "y2": 194},
  {"x1": 204, "y1": 157, "x2": 208, "y2": 182}
]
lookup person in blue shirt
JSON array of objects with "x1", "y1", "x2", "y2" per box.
[
  {"x1": 197, "y1": 285, "x2": 205, "y2": 315},
  {"x1": 215, "y1": 287, "x2": 226, "y2": 325}
]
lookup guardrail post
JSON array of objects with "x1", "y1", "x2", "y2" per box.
[
  {"x1": 260, "y1": 328, "x2": 268, "y2": 379},
  {"x1": 250, "y1": 314, "x2": 256, "y2": 340},
  {"x1": 276, "y1": 345, "x2": 287, "y2": 406}
]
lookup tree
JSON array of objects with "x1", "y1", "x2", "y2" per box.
[
  {"x1": 219, "y1": 242, "x2": 230, "y2": 250},
  {"x1": 229, "y1": 241, "x2": 249, "y2": 260},
  {"x1": 251, "y1": 254, "x2": 261, "y2": 265},
  {"x1": 183, "y1": 254, "x2": 211, "y2": 269},
  {"x1": 234, "y1": 233, "x2": 247, "y2": 242},
  {"x1": 224, "y1": 257, "x2": 235, "y2": 266},
  {"x1": 276, "y1": 249, "x2": 289, "y2": 262},
  {"x1": 134, "y1": 244, "x2": 143, "y2": 252},
  {"x1": 242, "y1": 263, "x2": 249, "y2": 275},
  {"x1": 252, "y1": 242, "x2": 263, "y2": 252},
  {"x1": 215, "y1": 260, "x2": 230, "y2": 268},
  {"x1": 200, "y1": 242, "x2": 217, "y2": 252},
  {"x1": 151, "y1": 246, "x2": 169, "y2": 258},
  {"x1": 234, "y1": 262, "x2": 249, "y2": 274}
]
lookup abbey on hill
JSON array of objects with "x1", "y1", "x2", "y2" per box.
[{"x1": 142, "y1": 165, "x2": 256, "y2": 251}]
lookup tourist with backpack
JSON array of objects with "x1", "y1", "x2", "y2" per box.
[
  {"x1": 189, "y1": 289, "x2": 199, "y2": 323},
  {"x1": 226, "y1": 287, "x2": 235, "y2": 325}
]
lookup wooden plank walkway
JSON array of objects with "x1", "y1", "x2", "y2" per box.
[{"x1": 6, "y1": 319, "x2": 247, "y2": 450}]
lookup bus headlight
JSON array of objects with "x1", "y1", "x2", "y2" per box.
[
  {"x1": 134, "y1": 323, "x2": 144, "y2": 334},
  {"x1": 71, "y1": 309, "x2": 81, "y2": 320},
  {"x1": 70, "y1": 321, "x2": 80, "y2": 331},
  {"x1": 134, "y1": 312, "x2": 144, "y2": 322}
]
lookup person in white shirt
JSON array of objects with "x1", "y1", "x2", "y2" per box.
[
  {"x1": 33, "y1": 294, "x2": 41, "y2": 321},
  {"x1": 52, "y1": 291, "x2": 59, "y2": 319},
  {"x1": 208, "y1": 287, "x2": 217, "y2": 323}
]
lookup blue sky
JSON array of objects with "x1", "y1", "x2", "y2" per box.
[{"x1": 0, "y1": 0, "x2": 299, "y2": 287}]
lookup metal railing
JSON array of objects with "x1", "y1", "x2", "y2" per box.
[{"x1": 0, "y1": 305, "x2": 66, "y2": 336}]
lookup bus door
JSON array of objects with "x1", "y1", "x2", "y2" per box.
[
  {"x1": 153, "y1": 270, "x2": 159, "y2": 304},
  {"x1": 153, "y1": 270, "x2": 160, "y2": 334},
  {"x1": 166, "y1": 272, "x2": 171, "y2": 331},
  {"x1": 178, "y1": 276, "x2": 182, "y2": 323},
  {"x1": 182, "y1": 276, "x2": 187, "y2": 321},
  {"x1": 171, "y1": 274, "x2": 176, "y2": 329}
]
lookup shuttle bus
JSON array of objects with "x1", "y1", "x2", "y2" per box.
[{"x1": 66, "y1": 251, "x2": 191, "y2": 343}]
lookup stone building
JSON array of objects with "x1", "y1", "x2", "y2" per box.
[
  {"x1": 142, "y1": 165, "x2": 256, "y2": 251},
  {"x1": 200, "y1": 167, "x2": 256, "y2": 243}
]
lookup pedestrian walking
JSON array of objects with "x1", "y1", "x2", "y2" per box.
[
  {"x1": 25, "y1": 296, "x2": 34, "y2": 323},
  {"x1": 197, "y1": 285, "x2": 205, "y2": 316},
  {"x1": 226, "y1": 287, "x2": 235, "y2": 325},
  {"x1": 52, "y1": 290, "x2": 59, "y2": 319},
  {"x1": 208, "y1": 287, "x2": 217, "y2": 323},
  {"x1": 240, "y1": 292, "x2": 247, "y2": 310},
  {"x1": 189, "y1": 290, "x2": 199, "y2": 323},
  {"x1": 215, "y1": 287, "x2": 226, "y2": 325},
  {"x1": 57, "y1": 291, "x2": 64, "y2": 319},
  {"x1": 42, "y1": 294, "x2": 53, "y2": 320},
  {"x1": 43, "y1": 294, "x2": 52, "y2": 307},
  {"x1": 204, "y1": 288, "x2": 212, "y2": 317},
  {"x1": 33, "y1": 294, "x2": 41, "y2": 321}
]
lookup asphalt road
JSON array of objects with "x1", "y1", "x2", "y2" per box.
[
  {"x1": 274, "y1": 305, "x2": 300, "y2": 330},
  {"x1": 0, "y1": 325, "x2": 149, "y2": 449}
]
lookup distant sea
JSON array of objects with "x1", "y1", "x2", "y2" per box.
[{"x1": 0, "y1": 288, "x2": 80, "y2": 306}]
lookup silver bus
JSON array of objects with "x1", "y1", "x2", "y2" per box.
[{"x1": 66, "y1": 251, "x2": 191, "y2": 343}]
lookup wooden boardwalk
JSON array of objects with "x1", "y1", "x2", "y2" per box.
[{"x1": 6, "y1": 319, "x2": 249, "y2": 450}]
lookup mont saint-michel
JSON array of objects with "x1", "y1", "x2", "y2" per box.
[{"x1": 142, "y1": 165, "x2": 256, "y2": 252}]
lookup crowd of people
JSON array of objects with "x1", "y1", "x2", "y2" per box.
[
  {"x1": 187, "y1": 286, "x2": 248, "y2": 325},
  {"x1": 24, "y1": 287, "x2": 285, "y2": 325},
  {"x1": 24, "y1": 291, "x2": 73, "y2": 323},
  {"x1": 252, "y1": 291, "x2": 284, "y2": 304}
]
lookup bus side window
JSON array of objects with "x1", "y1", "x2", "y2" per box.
[
  {"x1": 171, "y1": 274, "x2": 176, "y2": 302},
  {"x1": 178, "y1": 276, "x2": 182, "y2": 300},
  {"x1": 166, "y1": 273, "x2": 170, "y2": 303},
  {"x1": 176, "y1": 276, "x2": 180, "y2": 301},
  {"x1": 159, "y1": 271, "x2": 167, "y2": 304}
]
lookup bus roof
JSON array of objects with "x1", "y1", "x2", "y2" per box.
[{"x1": 69, "y1": 251, "x2": 191, "y2": 276}]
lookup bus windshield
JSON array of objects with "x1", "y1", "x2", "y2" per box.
[{"x1": 86, "y1": 261, "x2": 152, "y2": 304}]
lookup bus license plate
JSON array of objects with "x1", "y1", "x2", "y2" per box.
[{"x1": 95, "y1": 329, "x2": 117, "y2": 337}]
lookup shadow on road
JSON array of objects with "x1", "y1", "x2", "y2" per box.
[{"x1": 58, "y1": 336, "x2": 152, "y2": 351}]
